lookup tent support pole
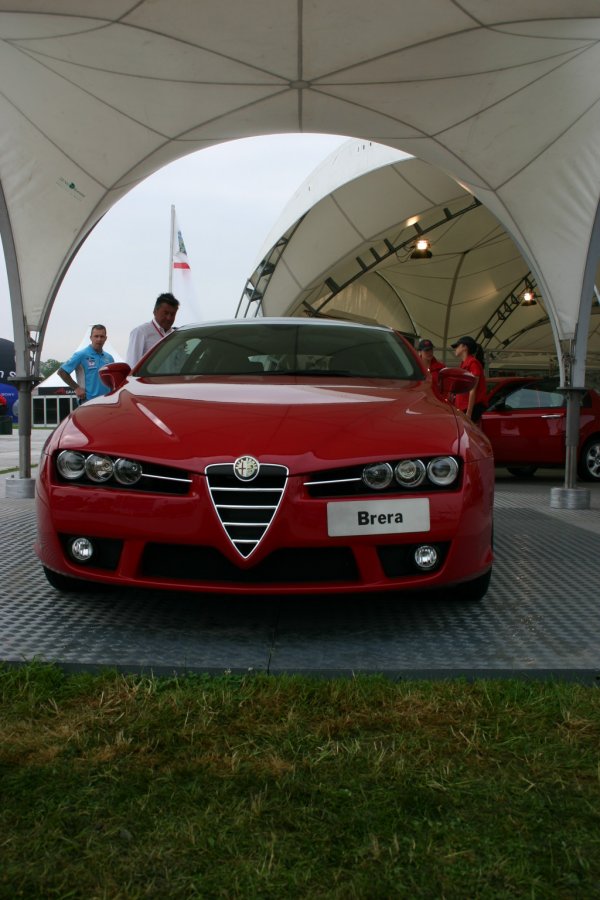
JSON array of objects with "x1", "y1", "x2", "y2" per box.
[
  {"x1": 0, "y1": 182, "x2": 38, "y2": 498},
  {"x1": 550, "y1": 352, "x2": 591, "y2": 510},
  {"x1": 561, "y1": 383, "x2": 587, "y2": 490},
  {"x1": 551, "y1": 383, "x2": 590, "y2": 510},
  {"x1": 550, "y1": 199, "x2": 600, "y2": 510},
  {"x1": 6, "y1": 375, "x2": 39, "y2": 497}
]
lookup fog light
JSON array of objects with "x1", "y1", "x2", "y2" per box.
[
  {"x1": 70, "y1": 537, "x2": 94, "y2": 562},
  {"x1": 414, "y1": 544, "x2": 439, "y2": 570}
]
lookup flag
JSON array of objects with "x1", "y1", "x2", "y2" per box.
[
  {"x1": 172, "y1": 215, "x2": 191, "y2": 272},
  {"x1": 171, "y1": 208, "x2": 201, "y2": 323}
]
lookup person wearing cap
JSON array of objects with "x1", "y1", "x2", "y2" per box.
[
  {"x1": 417, "y1": 339, "x2": 444, "y2": 374},
  {"x1": 417, "y1": 338, "x2": 445, "y2": 396},
  {"x1": 451, "y1": 336, "x2": 487, "y2": 423}
]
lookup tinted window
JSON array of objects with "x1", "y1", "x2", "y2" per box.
[
  {"x1": 499, "y1": 384, "x2": 565, "y2": 410},
  {"x1": 487, "y1": 380, "x2": 534, "y2": 405}
]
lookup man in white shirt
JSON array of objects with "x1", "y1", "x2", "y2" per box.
[{"x1": 126, "y1": 293, "x2": 180, "y2": 367}]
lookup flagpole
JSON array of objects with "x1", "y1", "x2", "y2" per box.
[{"x1": 169, "y1": 204, "x2": 175, "y2": 293}]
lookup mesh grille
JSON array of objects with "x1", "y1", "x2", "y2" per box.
[{"x1": 206, "y1": 462, "x2": 288, "y2": 557}]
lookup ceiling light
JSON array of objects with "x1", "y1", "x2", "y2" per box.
[
  {"x1": 521, "y1": 289, "x2": 537, "y2": 306},
  {"x1": 410, "y1": 239, "x2": 432, "y2": 259}
]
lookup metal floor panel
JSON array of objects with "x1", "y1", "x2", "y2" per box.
[{"x1": 1, "y1": 479, "x2": 599, "y2": 680}]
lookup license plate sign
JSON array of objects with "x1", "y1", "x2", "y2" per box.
[{"x1": 327, "y1": 498, "x2": 430, "y2": 537}]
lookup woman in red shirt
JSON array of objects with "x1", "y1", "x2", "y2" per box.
[{"x1": 451, "y1": 336, "x2": 487, "y2": 423}]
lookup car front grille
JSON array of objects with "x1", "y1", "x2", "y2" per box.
[{"x1": 205, "y1": 463, "x2": 288, "y2": 557}]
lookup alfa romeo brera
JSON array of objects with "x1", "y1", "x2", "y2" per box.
[{"x1": 36, "y1": 319, "x2": 494, "y2": 600}]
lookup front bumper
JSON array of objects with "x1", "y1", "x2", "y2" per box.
[{"x1": 36, "y1": 455, "x2": 494, "y2": 595}]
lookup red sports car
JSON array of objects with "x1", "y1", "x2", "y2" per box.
[
  {"x1": 482, "y1": 377, "x2": 600, "y2": 480},
  {"x1": 36, "y1": 319, "x2": 494, "y2": 599}
]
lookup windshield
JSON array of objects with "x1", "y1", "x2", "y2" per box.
[{"x1": 137, "y1": 321, "x2": 423, "y2": 381}]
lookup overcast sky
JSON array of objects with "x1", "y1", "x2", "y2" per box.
[{"x1": 0, "y1": 133, "x2": 348, "y2": 363}]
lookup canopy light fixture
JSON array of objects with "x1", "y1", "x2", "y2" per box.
[
  {"x1": 521, "y1": 288, "x2": 538, "y2": 306},
  {"x1": 410, "y1": 238, "x2": 432, "y2": 259}
]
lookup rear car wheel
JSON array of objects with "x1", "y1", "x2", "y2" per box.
[
  {"x1": 507, "y1": 465, "x2": 538, "y2": 478},
  {"x1": 578, "y1": 437, "x2": 600, "y2": 481}
]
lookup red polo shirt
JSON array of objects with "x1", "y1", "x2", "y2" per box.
[{"x1": 455, "y1": 354, "x2": 486, "y2": 411}]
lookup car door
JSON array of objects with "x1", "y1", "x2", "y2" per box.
[{"x1": 482, "y1": 382, "x2": 567, "y2": 465}]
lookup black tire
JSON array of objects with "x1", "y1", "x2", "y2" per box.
[
  {"x1": 578, "y1": 437, "x2": 600, "y2": 482},
  {"x1": 507, "y1": 465, "x2": 538, "y2": 478},
  {"x1": 43, "y1": 566, "x2": 97, "y2": 593}
]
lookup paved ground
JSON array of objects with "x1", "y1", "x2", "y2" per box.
[{"x1": 2, "y1": 429, "x2": 599, "y2": 680}]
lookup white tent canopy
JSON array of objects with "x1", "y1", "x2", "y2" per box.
[
  {"x1": 241, "y1": 141, "x2": 600, "y2": 375},
  {"x1": 2, "y1": 2, "x2": 600, "y2": 488}
]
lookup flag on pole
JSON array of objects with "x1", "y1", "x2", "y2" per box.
[
  {"x1": 170, "y1": 207, "x2": 201, "y2": 323},
  {"x1": 172, "y1": 216, "x2": 191, "y2": 273}
]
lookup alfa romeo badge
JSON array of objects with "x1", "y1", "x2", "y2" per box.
[{"x1": 233, "y1": 455, "x2": 260, "y2": 481}]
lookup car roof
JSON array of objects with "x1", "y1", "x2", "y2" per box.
[{"x1": 176, "y1": 317, "x2": 395, "y2": 334}]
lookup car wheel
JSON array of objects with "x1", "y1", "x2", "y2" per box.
[
  {"x1": 578, "y1": 437, "x2": 600, "y2": 481},
  {"x1": 42, "y1": 565, "x2": 98, "y2": 593},
  {"x1": 506, "y1": 465, "x2": 538, "y2": 478}
]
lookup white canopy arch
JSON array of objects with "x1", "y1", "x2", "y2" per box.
[
  {"x1": 2, "y1": 1, "x2": 600, "y2": 491},
  {"x1": 241, "y1": 141, "x2": 600, "y2": 376}
]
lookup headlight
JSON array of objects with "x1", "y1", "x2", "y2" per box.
[
  {"x1": 362, "y1": 462, "x2": 394, "y2": 490},
  {"x1": 56, "y1": 450, "x2": 86, "y2": 480},
  {"x1": 84, "y1": 454, "x2": 114, "y2": 482},
  {"x1": 395, "y1": 458, "x2": 426, "y2": 487},
  {"x1": 113, "y1": 458, "x2": 143, "y2": 485},
  {"x1": 427, "y1": 456, "x2": 459, "y2": 486}
]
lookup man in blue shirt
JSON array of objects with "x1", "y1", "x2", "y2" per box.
[{"x1": 57, "y1": 324, "x2": 115, "y2": 402}]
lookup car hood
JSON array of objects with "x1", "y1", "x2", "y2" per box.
[{"x1": 56, "y1": 377, "x2": 462, "y2": 473}]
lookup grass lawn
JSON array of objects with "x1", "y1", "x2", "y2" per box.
[{"x1": 1, "y1": 664, "x2": 599, "y2": 898}]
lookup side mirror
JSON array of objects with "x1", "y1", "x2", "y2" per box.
[
  {"x1": 99, "y1": 362, "x2": 131, "y2": 392},
  {"x1": 437, "y1": 367, "x2": 476, "y2": 396}
]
